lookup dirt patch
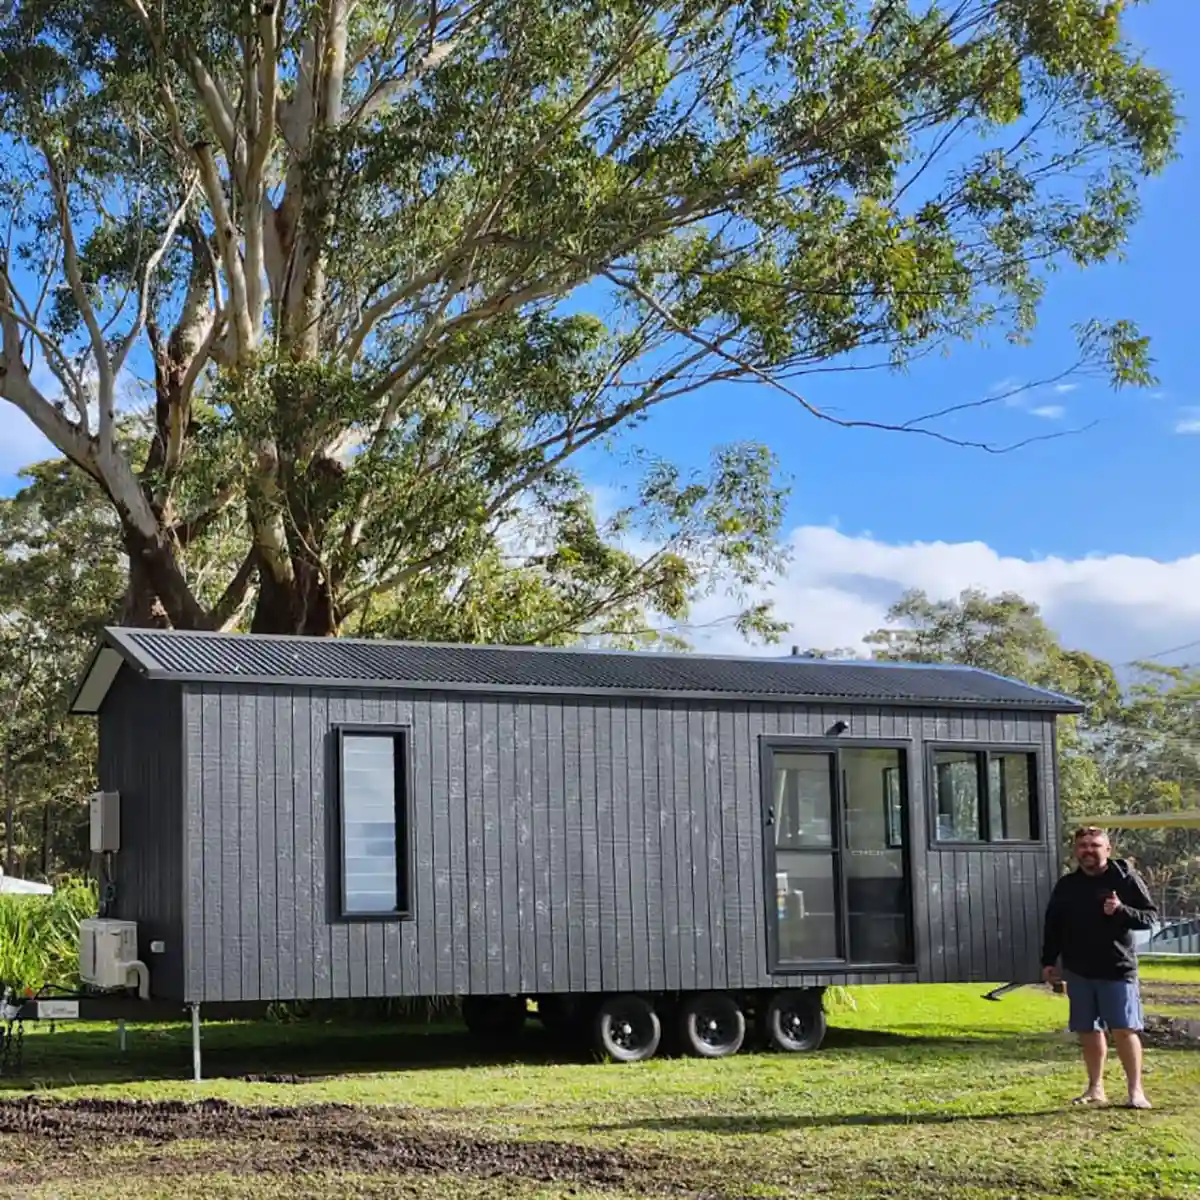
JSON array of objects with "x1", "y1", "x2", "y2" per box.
[
  {"x1": 1142, "y1": 981, "x2": 1200, "y2": 1008},
  {"x1": 0, "y1": 1098, "x2": 668, "y2": 1191},
  {"x1": 1142, "y1": 1013, "x2": 1200, "y2": 1050}
]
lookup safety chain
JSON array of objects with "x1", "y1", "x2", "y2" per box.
[
  {"x1": 0, "y1": 987, "x2": 25, "y2": 1078},
  {"x1": 0, "y1": 1018, "x2": 24, "y2": 1078}
]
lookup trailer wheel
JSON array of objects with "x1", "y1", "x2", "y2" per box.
[
  {"x1": 461, "y1": 995, "x2": 526, "y2": 1040},
  {"x1": 593, "y1": 995, "x2": 661, "y2": 1063},
  {"x1": 679, "y1": 992, "x2": 745, "y2": 1058},
  {"x1": 762, "y1": 990, "x2": 827, "y2": 1052}
]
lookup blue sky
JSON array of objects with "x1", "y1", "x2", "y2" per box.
[
  {"x1": 1, "y1": 2, "x2": 1196, "y2": 666},
  {"x1": 580, "y1": 0, "x2": 1200, "y2": 664},
  {"x1": 591, "y1": 0, "x2": 1199, "y2": 565}
]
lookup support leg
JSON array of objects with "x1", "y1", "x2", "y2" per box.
[
  {"x1": 117, "y1": 1019, "x2": 126, "y2": 1053},
  {"x1": 191, "y1": 1004, "x2": 202, "y2": 1083}
]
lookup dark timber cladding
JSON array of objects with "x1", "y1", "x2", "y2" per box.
[{"x1": 72, "y1": 629, "x2": 1081, "y2": 1006}]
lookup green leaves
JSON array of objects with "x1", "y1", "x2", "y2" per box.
[
  {"x1": 864, "y1": 586, "x2": 1121, "y2": 715},
  {"x1": 0, "y1": 0, "x2": 1181, "y2": 638},
  {"x1": 851, "y1": 584, "x2": 1198, "y2": 907}
]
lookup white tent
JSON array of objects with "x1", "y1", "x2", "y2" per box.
[{"x1": 0, "y1": 868, "x2": 53, "y2": 895}]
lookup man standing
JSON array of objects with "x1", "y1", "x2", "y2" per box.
[{"x1": 1041, "y1": 826, "x2": 1158, "y2": 1109}]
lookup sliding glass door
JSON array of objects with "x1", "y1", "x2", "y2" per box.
[{"x1": 765, "y1": 742, "x2": 914, "y2": 969}]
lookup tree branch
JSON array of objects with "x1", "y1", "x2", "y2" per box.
[
  {"x1": 185, "y1": 49, "x2": 246, "y2": 185},
  {"x1": 210, "y1": 548, "x2": 260, "y2": 630},
  {"x1": 169, "y1": 481, "x2": 242, "y2": 549},
  {"x1": 0, "y1": 274, "x2": 99, "y2": 474},
  {"x1": 44, "y1": 154, "x2": 116, "y2": 444},
  {"x1": 602, "y1": 270, "x2": 1097, "y2": 456},
  {"x1": 194, "y1": 142, "x2": 255, "y2": 362},
  {"x1": 351, "y1": 1, "x2": 485, "y2": 123},
  {"x1": 113, "y1": 177, "x2": 199, "y2": 379},
  {"x1": 243, "y1": 3, "x2": 279, "y2": 338},
  {"x1": 0, "y1": 282, "x2": 89, "y2": 426}
]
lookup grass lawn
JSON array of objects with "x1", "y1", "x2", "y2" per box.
[{"x1": 0, "y1": 970, "x2": 1196, "y2": 1199}]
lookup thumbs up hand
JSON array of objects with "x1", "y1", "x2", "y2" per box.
[{"x1": 1103, "y1": 891, "x2": 1122, "y2": 916}]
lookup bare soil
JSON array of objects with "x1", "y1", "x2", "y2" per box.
[
  {"x1": 1142, "y1": 980, "x2": 1200, "y2": 1008},
  {"x1": 0, "y1": 1098, "x2": 672, "y2": 1192},
  {"x1": 1143, "y1": 1013, "x2": 1200, "y2": 1050},
  {"x1": 1140, "y1": 974, "x2": 1200, "y2": 1048}
]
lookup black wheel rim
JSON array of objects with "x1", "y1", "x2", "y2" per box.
[
  {"x1": 779, "y1": 1004, "x2": 812, "y2": 1044},
  {"x1": 694, "y1": 1004, "x2": 737, "y2": 1049},
  {"x1": 608, "y1": 1005, "x2": 654, "y2": 1053}
]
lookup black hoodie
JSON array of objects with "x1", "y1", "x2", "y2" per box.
[{"x1": 1040, "y1": 858, "x2": 1158, "y2": 981}]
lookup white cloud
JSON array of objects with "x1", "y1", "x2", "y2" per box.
[
  {"x1": 676, "y1": 525, "x2": 1200, "y2": 668},
  {"x1": 1029, "y1": 405, "x2": 1065, "y2": 420},
  {"x1": 1175, "y1": 408, "x2": 1200, "y2": 435},
  {"x1": 1052, "y1": 383, "x2": 1079, "y2": 395},
  {"x1": 987, "y1": 377, "x2": 1021, "y2": 397}
]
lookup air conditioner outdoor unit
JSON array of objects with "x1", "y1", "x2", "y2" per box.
[{"x1": 79, "y1": 918, "x2": 149, "y2": 997}]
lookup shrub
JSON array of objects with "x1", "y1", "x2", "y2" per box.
[{"x1": 0, "y1": 876, "x2": 96, "y2": 992}]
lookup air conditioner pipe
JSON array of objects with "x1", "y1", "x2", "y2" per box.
[{"x1": 120, "y1": 960, "x2": 150, "y2": 1000}]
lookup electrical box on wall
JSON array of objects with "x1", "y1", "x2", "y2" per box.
[{"x1": 88, "y1": 790, "x2": 120, "y2": 853}]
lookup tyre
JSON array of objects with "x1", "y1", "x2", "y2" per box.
[
  {"x1": 592, "y1": 994, "x2": 661, "y2": 1062},
  {"x1": 461, "y1": 995, "x2": 527, "y2": 1040},
  {"x1": 678, "y1": 991, "x2": 746, "y2": 1058},
  {"x1": 762, "y1": 990, "x2": 827, "y2": 1052}
]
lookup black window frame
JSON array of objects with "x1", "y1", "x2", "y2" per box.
[
  {"x1": 760, "y1": 736, "x2": 916, "y2": 974},
  {"x1": 333, "y1": 724, "x2": 415, "y2": 922},
  {"x1": 926, "y1": 742, "x2": 1042, "y2": 849}
]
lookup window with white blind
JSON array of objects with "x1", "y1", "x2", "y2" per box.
[{"x1": 336, "y1": 728, "x2": 413, "y2": 919}]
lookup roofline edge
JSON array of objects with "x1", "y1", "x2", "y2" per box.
[
  {"x1": 137, "y1": 668, "x2": 1087, "y2": 713},
  {"x1": 67, "y1": 628, "x2": 159, "y2": 715}
]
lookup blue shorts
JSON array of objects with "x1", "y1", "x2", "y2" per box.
[{"x1": 1062, "y1": 969, "x2": 1144, "y2": 1033}]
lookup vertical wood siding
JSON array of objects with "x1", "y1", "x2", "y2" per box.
[
  {"x1": 179, "y1": 686, "x2": 1061, "y2": 1003},
  {"x1": 98, "y1": 670, "x2": 186, "y2": 997}
]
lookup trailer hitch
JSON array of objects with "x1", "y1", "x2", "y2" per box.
[
  {"x1": 983, "y1": 980, "x2": 1065, "y2": 1001},
  {"x1": 982, "y1": 982, "x2": 1023, "y2": 1001}
]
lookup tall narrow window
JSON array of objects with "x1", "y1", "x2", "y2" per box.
[{"x1": 338, "y1": 730, "x2": 412, "y2": 918}]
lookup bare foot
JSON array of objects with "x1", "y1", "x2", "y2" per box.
[
  {"x1": 1127, "y1": 1092, "x2": 1152, "y2": 1110},
  {"x1": 1072, "y1": 1089, "x2": 1107, "y2": 1105}
]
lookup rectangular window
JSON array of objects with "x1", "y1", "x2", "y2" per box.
[
  {"x1": 988, "y1": 752, "x2": 1035, "y2": 842},
  {"x1": 930, "y1": 747, "x2": 1039, "y2": 846},
  {"x1": 337, "y1": 729, "x2": 412, "y2": 918},
  {"x1": 883, "y1": 766, "x2": 904, "y2": 849},
  {"x1": 934, "y1": 750, "x2": 983, "y2": 842}
]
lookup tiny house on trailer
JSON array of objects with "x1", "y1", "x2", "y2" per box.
[{"x1": 68, "y1": 628, "x2": 1082, "y2": 1066}]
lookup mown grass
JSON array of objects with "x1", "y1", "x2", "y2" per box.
[
  {"x1": 1139, "y1": 957, "x2": 1200, "y2": 984},
  {"x1": 0, "y1": 976, "x2": 1197, "y2": 1199}
]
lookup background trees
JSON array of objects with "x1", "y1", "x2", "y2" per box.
[{"x1": 843, "y1": 587, "x2": 1200, "y2": 911}]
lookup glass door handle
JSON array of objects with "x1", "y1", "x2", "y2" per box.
[{"x1": 765, "y1": 806, "x2": 775, "y2": 826}]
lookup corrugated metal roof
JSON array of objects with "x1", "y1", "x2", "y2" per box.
[{"x1": 69, "y1": 627, "x2": 1085, "y2": 714}]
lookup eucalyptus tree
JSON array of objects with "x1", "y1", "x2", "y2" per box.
[{"x1": 0, "y1": 0, "x2": 1177, "y2": 638}]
